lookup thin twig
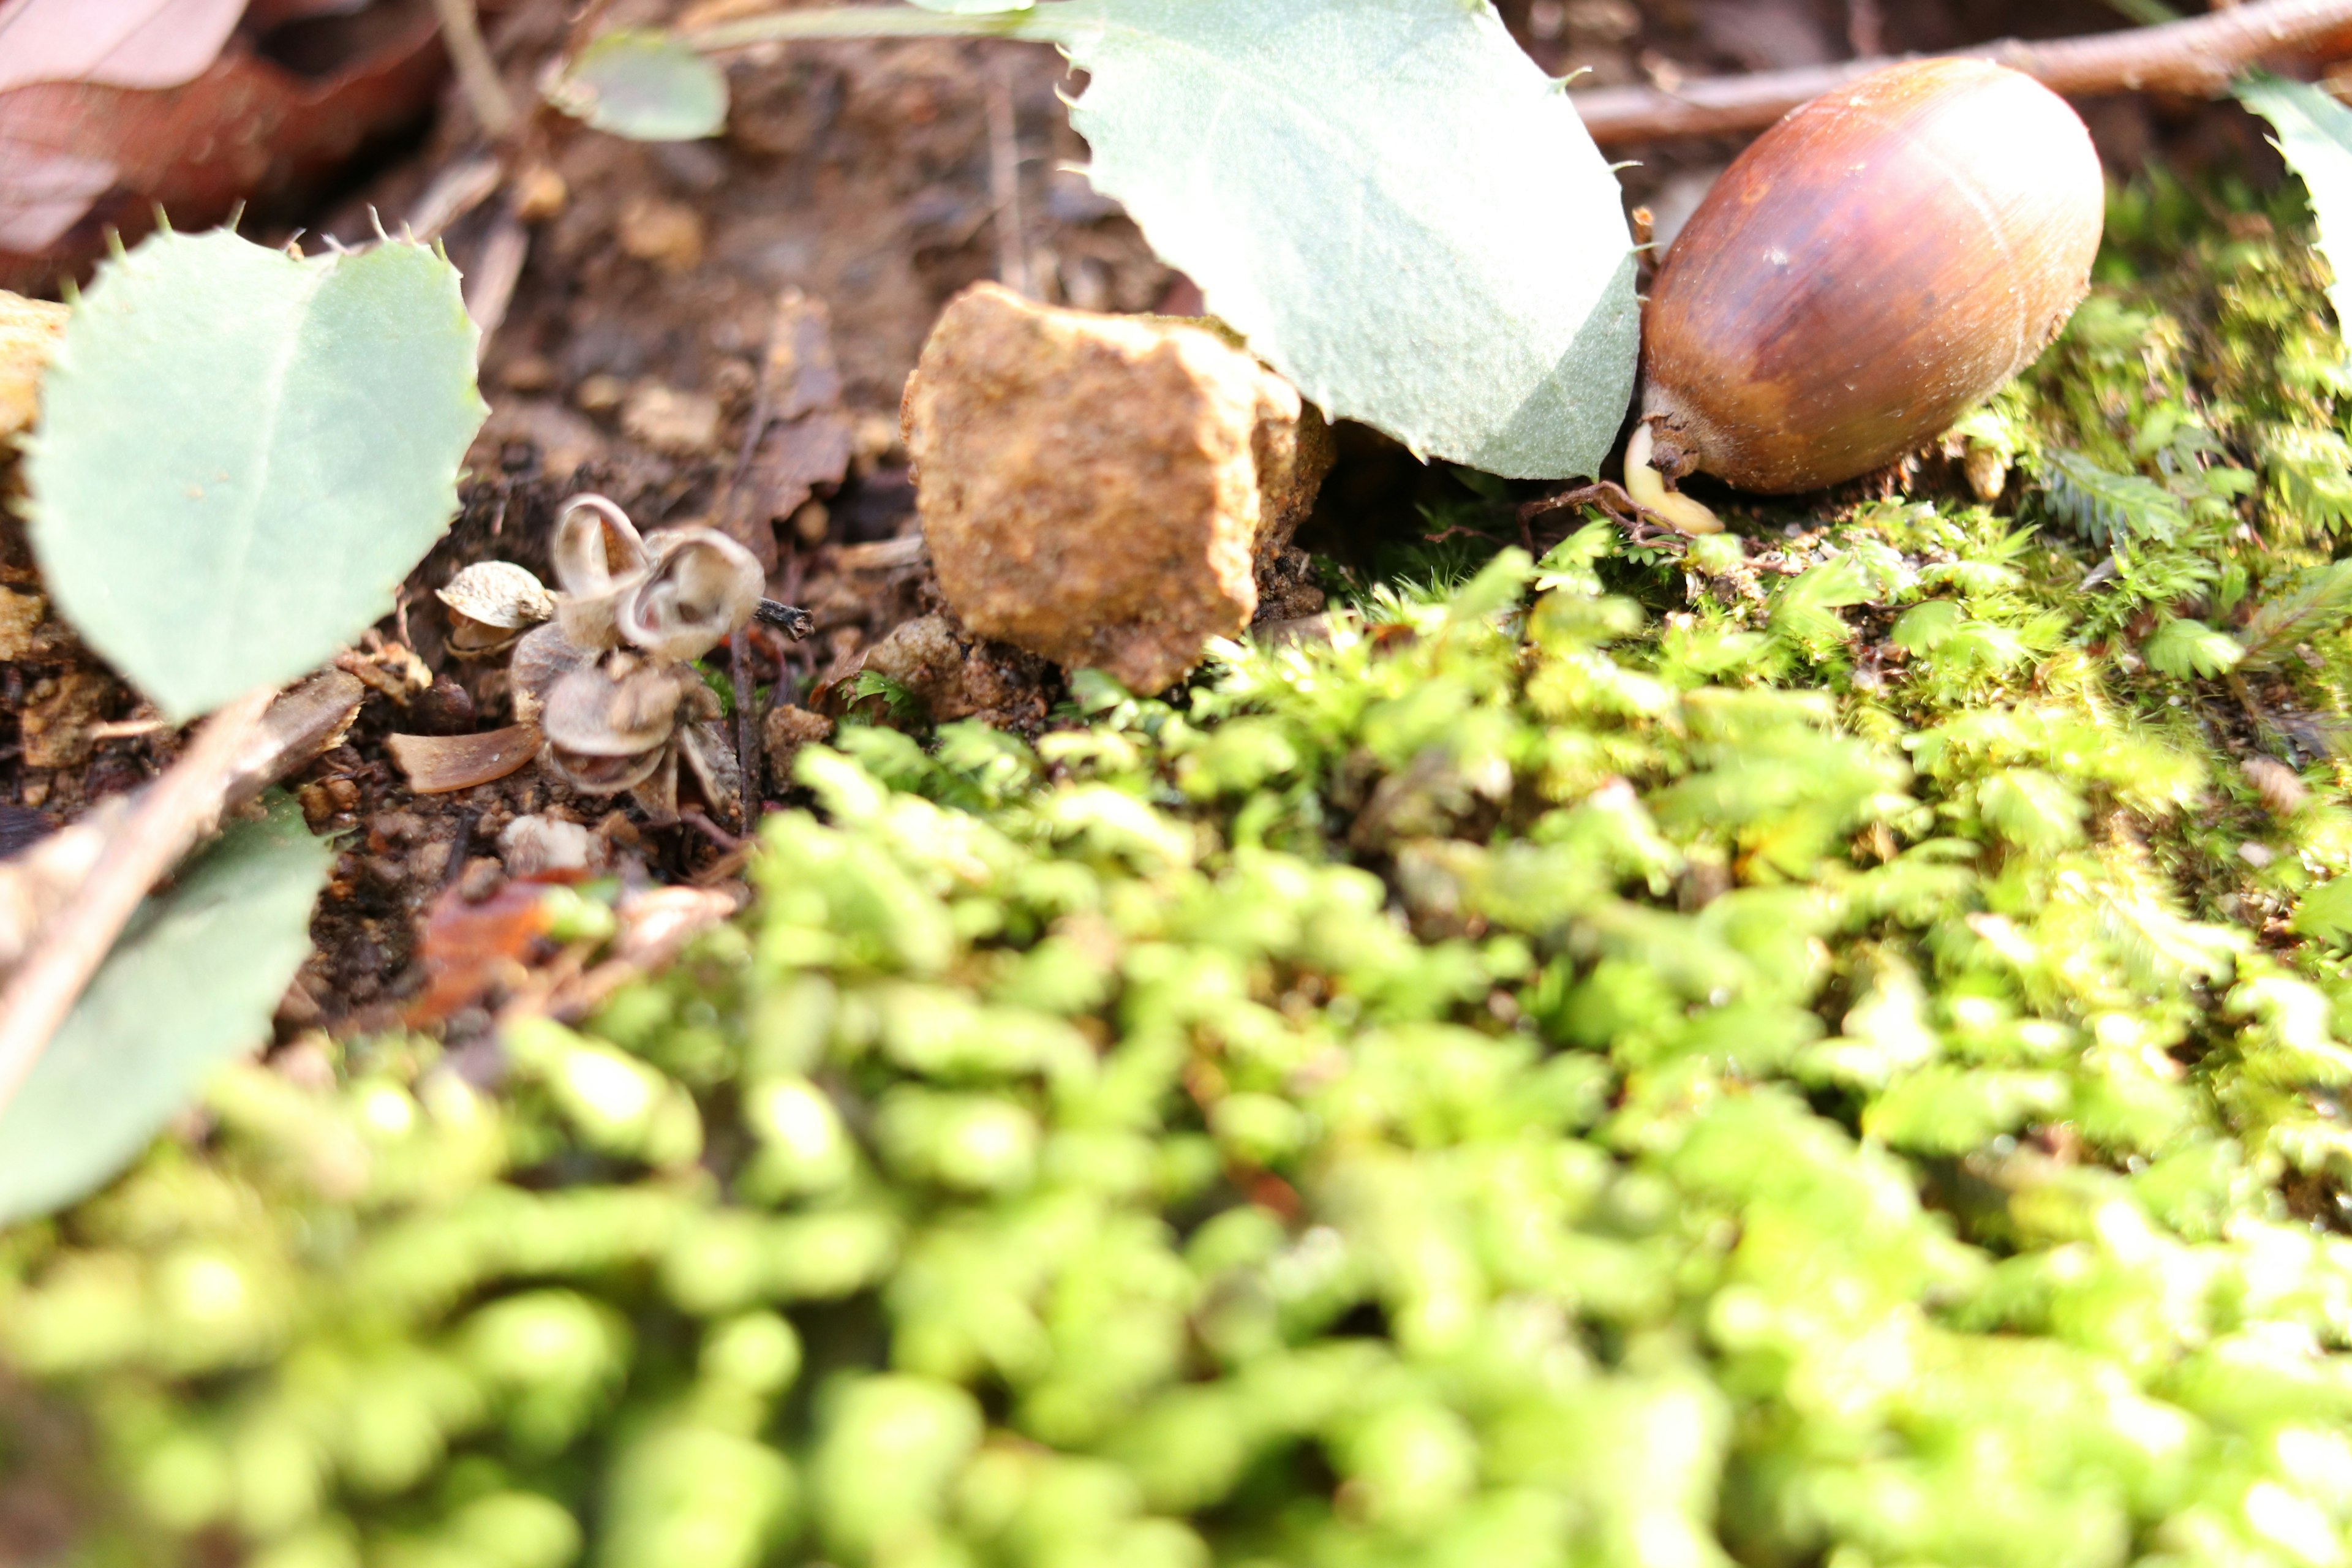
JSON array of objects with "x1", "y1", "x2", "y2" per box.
[
  {"x1": 463, "y1": 209, "x2": 530, "y2": 359},
  {"x1": 729, "y1": 627, "x2": 760, "y2": 829},
  {"x1": 987, "y1": 59, "x2": 1033, "y2": 297},
  {"x1": 430, "y1": 0, "x2": 521, "y2": 137},
  {"x1": 684, "y1": 6, "x2": 1031, "y2": 49},
  {"x1": 0, "y1": 685, "x2": 277, "y2": 1118},
  {"x1": 1569, "y1": 0, "x2": 2352, "y2": 145}
]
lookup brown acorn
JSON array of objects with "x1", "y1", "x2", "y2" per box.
[{"x1": 1629, "y1": 58, "x2": 2105, "y2": 533}]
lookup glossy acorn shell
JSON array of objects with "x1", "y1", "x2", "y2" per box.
[{"x1": 1639, "y1": 58, "x2": 2103, "y2": 494}]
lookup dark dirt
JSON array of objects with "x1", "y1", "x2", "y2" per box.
[{"x1": 0, "y1": 0, "x2": 2297, "y2": 1041}]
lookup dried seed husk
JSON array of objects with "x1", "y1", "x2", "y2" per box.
[
  {"x1": 437, "y1": 561, "x2": 555, "y2": 630},
  {"x1": 1638, "y1": 58, "x2": 2103, "y2": 496},
  {"x1": 621, "y1": 528, "x2": 766, "y2": 663},
  {"x1": 387, "y1": 726, "x2": 541, "y2": 794},
  {"x1": 679, "y1": 717, "x2": 745, "y2": 826},
  {"x1": 509, "y1": 623, "x2": 596, "y2": 729},
  {"x1": 541, "y1": 660, "x2": 685, "y2": 758},
  {"x1": 545, "y1": 738, "x2": 671, "y2": 796},
  {"x1": 551, "y1": 493, "x2": 652, "y2": 651}
]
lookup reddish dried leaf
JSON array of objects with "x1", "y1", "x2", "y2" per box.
[
  {"x1": 0, "y1": 6, "x2": 443, "y2": 288},
  {"x1": 722, "y1": 288, "x2": 854, "y2": 567},
  {"x1": 0, "y1": 0, "x2": 247, "y2": 97},
  {"x1": 406, "y1": 880, "x2": 552, "y2": 1025}
]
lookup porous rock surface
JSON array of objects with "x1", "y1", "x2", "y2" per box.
[{"x1": 902, "y1": 283, "x2": 1332, "y2": 695}]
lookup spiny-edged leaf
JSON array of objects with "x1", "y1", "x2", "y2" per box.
[
  {"x1": 22, "y1": 229, "x2": 486, "y2": 720},
  {"x1": 2141, "y1": 616, "x2": 2244, "y2": 679},
  {"x1": 0, "y1": 796, "x2": 328, "y2": 1225},
  {"x1": 548, "y1": 28, "x2": 728, "y2": 140},
  {"x1": 1039, "y1": 0, "x2": 1637, "y2": 478},
  {"x1": 2238, "y1": 77, "x2": 2352, "y2": 334},
  {"x1": 2035, "y1": 448, "x2": 2187, "y2": 548},
  {"x1": 2239, "y1": 559, "x2": 2352, "y2": 673}
]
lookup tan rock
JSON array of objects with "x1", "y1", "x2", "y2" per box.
[
  {"x1": 20, "y1": 671, "x2": 111, "y2": 770},
  {"x1": 0, "y1": 589, "x2": 45, "y2": 661},
  {"x1": 617, "y1": 197, "x2": 705, "y2": 271},
  {"x1": 0, "y1": 291, "x2": 68, "y2": 442},
  {"x1": 901, "y1": 283, "x2": 1333, "y2": 695}
]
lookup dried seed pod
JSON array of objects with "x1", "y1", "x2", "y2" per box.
[
  {"x1": 508, "y1": 622, "x2": 597, "y2": 730},
  {"x1": 679, "y1": 717, "x2": 745, "y2": 825},
  {"x1": 621, "y1": 527, "x2": 766, "y2": 663},
  {"x1": 540, "y1": 658, "x2": 688, "y2": 794},
  {"x1": 437, "y1": 562, "x2": 555, "y2": 658},
  {"x1": 1629, "y1": 59, "x2": 2105, "y2": 533},
  {"x1": 550, "y1": 492, "x2": 653, "y2": 651}
]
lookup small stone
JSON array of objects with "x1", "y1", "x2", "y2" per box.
[
  {"x1": 622, "y1": 382, "x2": 723, "y2": 454},
  {"x1": 500, "y1": 813, "x2": 597, "y2": 877},
  {"x1": 902, "y1": 283, "x2": 1333, "y2": 694},
  {"x1": 19, "y1": 671, "x2": 110, "y2": 770},
  {"x1": 514, "y1": 164, "x2": 570, "y2": 223},
  {"x1": 0, "y1": 588, "x2": 45, "y2": 661},
  {"x1": 499, "y1": 353, "x2": 557, "y2": 393},
  {"x1": 0, "y1": 290, "x2": 67, "y2": 442},
  {"x1": 575, "y1": 374, "x2": 628, "y2": 415},
  {"x1": 764, "y1": 704, "x2": 834, "y2": 783},
  {"x1": 617, "y1": 197, "x2": 706, "y2": 272}
]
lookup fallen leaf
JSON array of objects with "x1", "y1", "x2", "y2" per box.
[
  {"x1": 725, "y1": 288, "x2": 853, "y2": 565},
  {"x1": 407, "y1": 880, "x2": 554, "y2": 1025},
  {"x1": 0, "y1": 6, "x2": 443, "y2": 289},
  {"x1": 0, "y1": 0, "x2": 248, "y2": 97}
]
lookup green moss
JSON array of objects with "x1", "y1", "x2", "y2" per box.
[{"x1": 20, "y1": 174, "x2": 2352, "y2": 1567}]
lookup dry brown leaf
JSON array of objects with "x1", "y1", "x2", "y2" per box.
[
  {"x1": 0, "y1": 2, "x2": 443, "y2": 289},
  {"x1": 0, "y1": 0, "x2": 248, "y2": 97}
]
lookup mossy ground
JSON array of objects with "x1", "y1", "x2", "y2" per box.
[{"x1": 15, "y1": 174, "x2": 2352, "y2": 1568}]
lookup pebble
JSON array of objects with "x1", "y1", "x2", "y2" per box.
[{"x1": 902, "y1": 283, "x2": 1332, "y2": 695}]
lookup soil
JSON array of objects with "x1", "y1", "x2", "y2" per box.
[{"x1": 0, "y1": 0, "x2": 2296, "y2": 1042}]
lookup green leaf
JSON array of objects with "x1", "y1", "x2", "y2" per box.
[
  {"x1": 1040, "y1": 0, "x2": 1638, "y2": 478},
  {"x1": 2239, "y1": 559, "x2": 2352, "y2": 673},
  {"x1": 2035, "y1": 448, "x2": 2187, "y2": 548},
  {"x1": 2238, "y1": 77, "x2": 2352, "y2": 334},
  {"x1": 2141, "y1": 616, "x2": 2244, "y2": 679},
  {"x1": 0, "y1": 797, "x2": 330, "y2": 1225},
  {"x1": 23, "y1": 229, "x2": 486, "y2": 720},
  {"x1": 2294, "y1": 876, "x2": 2352, "y2": 947},
  {"x1": 549, "y1": 28, "x2": 729, "y2": 141},
  {"x1": 910, "y1": 0, "x2": 1033, "y2": 10}
]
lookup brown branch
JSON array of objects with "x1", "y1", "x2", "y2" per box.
[
  {"x1": 1569, "y1": 0, "x2": 2352, "y2": 146},
  {"x1": 0, "y1": 685, "x2": 278, "y2": 1117}
]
